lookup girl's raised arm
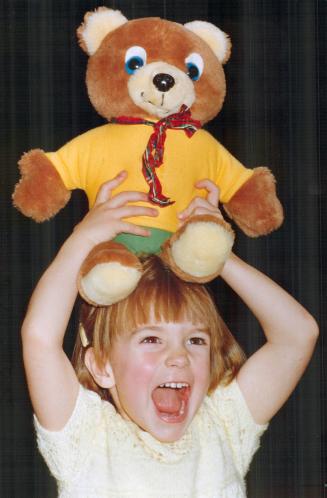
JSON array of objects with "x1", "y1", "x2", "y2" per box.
[
  {"x1": 22, "y1": 172, "x2": 157, "y2": 431},
  {"x1": 220, "y1": 253, "x2": 319, "y2": 425},
  {"x1": 180, "y1": 178, "x2": 319, "y2": 425}
]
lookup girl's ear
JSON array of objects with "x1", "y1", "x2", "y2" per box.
[{"x1": 84, "y1": 347, "x2": 116, "y2": 389}]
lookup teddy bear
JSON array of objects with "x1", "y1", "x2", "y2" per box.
[{"x1": 13, "y1": 7, "x2": 283, "y2": 306}]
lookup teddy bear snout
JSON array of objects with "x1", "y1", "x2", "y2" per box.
[
  {"x1": 153, "y1": 73, "x2": 175, "y2": 92},
  {"x1": 127, "y1": 61, "x2": 195, "y2": 118}
]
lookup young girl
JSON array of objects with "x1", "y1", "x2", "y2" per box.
[{"x1": 22, "y1": 171, "x2": 318, "y2": 497}]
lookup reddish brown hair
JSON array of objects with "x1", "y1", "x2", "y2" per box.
[{"x1": 72, "y1": 255, "x2": 245, "y2": 402}]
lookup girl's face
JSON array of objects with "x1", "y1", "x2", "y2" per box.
[{"x1": 108, "y1": 320, "x2": 211, "y2": 442}]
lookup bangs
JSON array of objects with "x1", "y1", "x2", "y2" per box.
[{"x1": 110, "y1": 256, "x2": 218, "y2": 337}]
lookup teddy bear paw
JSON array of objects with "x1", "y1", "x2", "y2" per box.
[
  {"x1": 161, "y1": 215, "x2": 234, "y2": 283},
  {"x1": 77, "y1": 241, "x2": 142, "y2": 306}
]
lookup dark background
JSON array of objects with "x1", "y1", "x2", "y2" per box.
[{"x1": 0, "y1": 1, "x2": 326, "y2": 497}]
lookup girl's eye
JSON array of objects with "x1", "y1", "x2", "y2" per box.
[
  {"x1": 125, "y1": 46, "x2": 147, "y2": 75},
  {"x1": 188, "y1": 337, "x2": 207, "y2": 346},
  {"x1": 185, "y1": 53, "x2": 204, "y2": 81},
  {"x1": 141, "y1": 336, "x2": 160, "y2": 344}
]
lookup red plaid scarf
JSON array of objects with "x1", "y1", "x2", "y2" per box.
[{"x1": 111, "y1": 105, "x2": 201, "y2": 206}]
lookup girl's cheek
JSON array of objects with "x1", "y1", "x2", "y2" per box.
[
  {"x1": 127, "y1": 350, "x2": 161, "y2": 383},
  {"x1": 139, "y1": 351, "x2": 162, "y2": 376},
  {"x1": 191, "y1": 351, "x2": 211, "y2": 380}
]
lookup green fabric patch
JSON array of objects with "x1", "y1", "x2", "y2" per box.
[{"x1": 113, "y1": 227, "x2": 172, "y2": 255}]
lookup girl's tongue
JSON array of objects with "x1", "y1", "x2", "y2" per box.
[{"x1": 152, "y1": 386, "x2": 189, "y2": 415}]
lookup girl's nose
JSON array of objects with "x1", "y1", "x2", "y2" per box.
[{"x1": 165, "y1": 349, "x2": 190, "y2": 368}]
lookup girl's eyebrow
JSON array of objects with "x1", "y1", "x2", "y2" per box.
[
  {"x1": 130, "y1": 325, "x2": 210, "y2": 336},
  {"x1": 131, "y1": 325, "x2": 167, "y2": 336},
  {"x1": 190, "y1": 328, "x2": 211, "y2": 337}
]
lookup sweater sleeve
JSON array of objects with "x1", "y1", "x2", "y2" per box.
[
  {"x1": 33, "y1": 385, "x2": 106, "y2": 482},
  {"x1": 211, "y1": 379, "x2": 268, "y2": 477}
]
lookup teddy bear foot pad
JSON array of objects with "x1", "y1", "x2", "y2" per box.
[{"x1": 162, "y1": 215, "x2": 235, "y2": 283}]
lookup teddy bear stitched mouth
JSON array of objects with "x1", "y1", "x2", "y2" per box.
[{"x1": 152, "y1": 385, "x2": 190, "y2": 415}]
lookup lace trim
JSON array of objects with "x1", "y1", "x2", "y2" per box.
[{"x1": 129, "y1": 422, "x2": 194, "y2": 463}]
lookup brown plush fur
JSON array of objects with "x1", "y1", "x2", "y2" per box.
[
  {"x1": 13, "y1": 149, "x2": 71, "y2": 222},
  {"x1": 85, "y1": 18, "x2": 227, "y2": 124},
  {"x1": 79, "y1": 241, "x2": 143, "y2": 278},
  {"x1": 224, "y1": 167, "x2": 284, "y2": 237},
  {"x1": 161, "y1": 214, "x2": 234, "y2": 282}
]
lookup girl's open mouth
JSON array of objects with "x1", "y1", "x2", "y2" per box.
[{"x1": 151, "y1": 383, "x2": 191, "y2": 423}]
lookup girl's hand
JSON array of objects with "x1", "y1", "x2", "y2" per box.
[
  {"x1": 73, "y1": 171, "x2": 158, "y2": 249},
  {"x1": 177, "y1": 179, "x2": 224, "y2": 225}
]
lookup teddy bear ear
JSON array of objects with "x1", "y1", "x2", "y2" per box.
[
  {"x1": 77, "y1": 7, "x2": 128, "y2": 56},
  {"x1": 184, "y1": 21, "x2": 231, "y2": 64}
]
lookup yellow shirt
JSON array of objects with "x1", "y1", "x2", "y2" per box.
[{"x1": 46, "y1": 124, "x2": 253, "y2": 233}]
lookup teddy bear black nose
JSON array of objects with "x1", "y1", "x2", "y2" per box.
[{"x1": 153, "y1": 73, "x2": 175, "y2": 92}]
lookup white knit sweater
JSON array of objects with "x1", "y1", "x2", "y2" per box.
[{"x1": 34, "y1": 379, "x2": 267, "y2": 498}]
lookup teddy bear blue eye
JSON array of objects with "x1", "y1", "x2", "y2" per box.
[
  {"x1": 125, "y1": 46, "x2": 147, "y2": 75},
  {"x1": 185, "y1": 53, "x2": 204, "y2": 81}
]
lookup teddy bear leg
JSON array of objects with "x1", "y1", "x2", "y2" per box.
[
  {"x1": 161, "y1": 214, "x2": 234, "y2": 283},
  {"x1": 77, "y1": 241, "x2": 143, "y2": 306}
]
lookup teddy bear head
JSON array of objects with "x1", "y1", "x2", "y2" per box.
[{"x1": 77, "y1": 7, "x2": 232, "y2": 124}]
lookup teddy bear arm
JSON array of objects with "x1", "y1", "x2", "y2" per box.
[
  {"x1": 13, "y1": 149, "x2": 71, "y2": 222},
  {"x1": 223, "y1": 167, "x2": 284, "y2": 237}
]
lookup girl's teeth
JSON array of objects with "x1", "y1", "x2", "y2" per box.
[{"x1": 158, "y1": 382, "x2": 189, "y2": 388}]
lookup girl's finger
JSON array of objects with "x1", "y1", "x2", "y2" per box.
[
  {"x1": 178, "y1": 197, "x2": 214, "y2": 220},
  {"x1": 189, "y1": 207, "x2": 223, "y2": 218},
  {"x1": 119, "y1": 221, "x2": 151, "y2": 237},
  {"x1": 94, "y1": 171, "x2": 128, "y2": 205},
  {"x1": 107, "y1": 190, "x2": 150, "y2": 209},
  {"x1": 195, "y1": 179, "x2": 220, "y2": 206},
  {"x1": 113, "y1": 205, "x2": 159, "y2": 219}
]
